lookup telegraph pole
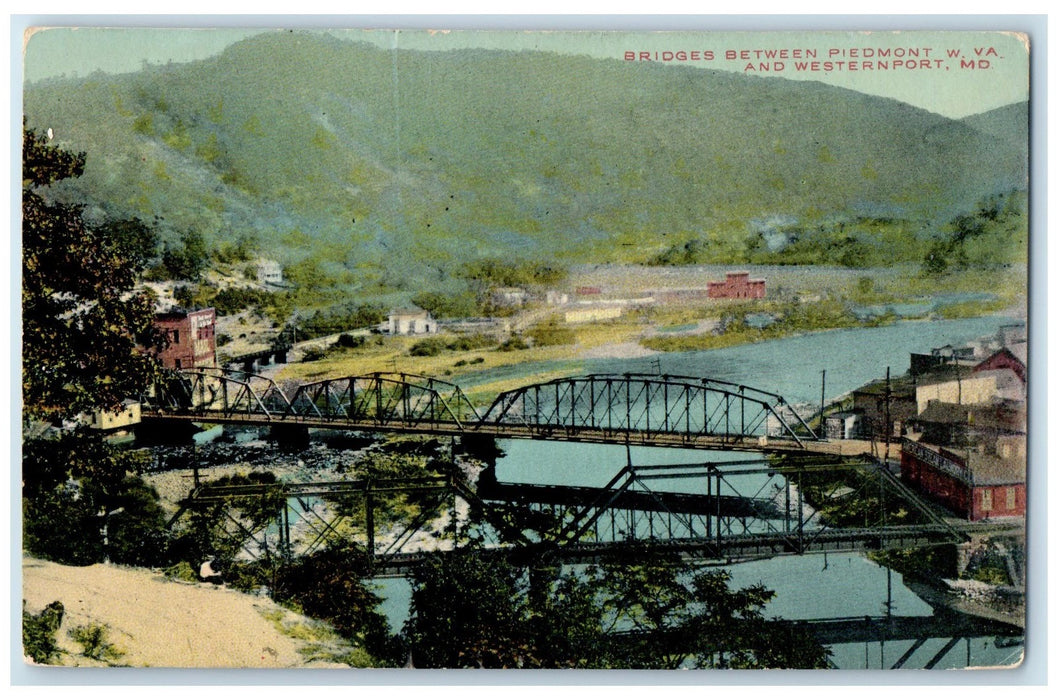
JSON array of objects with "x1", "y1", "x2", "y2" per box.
[
  {"x1": 819, "y1": 369, "x2": 826, "y2": 435},
  {"x1": 884, "y1": 367, "x2": 892, "y2": 467}
]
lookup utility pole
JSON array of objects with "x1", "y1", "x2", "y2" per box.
[
  {"x1": 884, "y1": 366, "x2": 892, "y2": 467},
  {"x1": 819, "y1": 369, "x2": 826, "y2": 435}
]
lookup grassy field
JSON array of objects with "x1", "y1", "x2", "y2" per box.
[
  {"x1": 275, "y1": 319, "x2": 647, "y2": 387},
  {"x1": 273, "y1": 264, "x2": 1027, "y2": 397}
]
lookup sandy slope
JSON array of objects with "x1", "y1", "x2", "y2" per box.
[{"x1": 20, "y1": 556, "x2": 355, "y2": 669}]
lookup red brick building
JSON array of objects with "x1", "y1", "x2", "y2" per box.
[
  {"x1": 155, "y1": 308, "x2": 218, "y2": 370},
  {"x1": 973, "y1": 347, "x2": 1027, "y2": 385},
  {"x1": 900, "y1": 438, "x2": 1025, "y2": 521},
  {"x1": 707, "y1": 271, "x2": 766, "y2": 299}
]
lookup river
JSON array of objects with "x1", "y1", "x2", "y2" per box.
[{"x1": 375, "y1": 315, "x2": 1025, "y2": 670}]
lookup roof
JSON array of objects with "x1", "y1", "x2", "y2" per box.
[
  {"x1": 155, "y1": 306, "x2": 216, "y2": 319},
  {"x1": 1008, "y1": 342, "x2": 1028, "y2": 365},
  {"x1": 943, "y1": 447, "x2": 1026, "y2": 486},
  {"x1": 388, "y1": 307, "x2": 429, "y2": 317},
  {"x1": 915, "y1": 400, "x2": 1026, "y2": 433}
]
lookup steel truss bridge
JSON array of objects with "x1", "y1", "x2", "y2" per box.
[
  {"x1": 143, "y1": 368, "x2": 834, "y2": 452},
  {"x1": 166, "y1": 455, "x2": 968, "y2": 578},
  {"x1": 149, "y1": 368, "x2": 1014, "y2": 659},
  {"x1": 613, "y1": 613, "x2": 1023, "y2": 668},
  {"x1": 151, "y1": 368, "x2": 969, "y2": 569}
]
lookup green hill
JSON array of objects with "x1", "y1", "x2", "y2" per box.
[
  {"x1": 23, "y1": 31, "x2": 1027, "y2": 298},
  {"x1": 959, "y1": 101, "x2": 1029, "y2": 151}
]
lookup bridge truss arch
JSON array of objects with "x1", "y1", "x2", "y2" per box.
[
  {"x1": 478, "y1": 373, "x2": 819, "y2": 447},
  {"x1": 144, "y1": 367, "x2": 294, "y2": 419},
  {"x1": 287, "y1": 372, "x2": 482, "y2": 428}
]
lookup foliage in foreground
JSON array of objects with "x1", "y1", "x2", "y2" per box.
[
  {"x1": 70, "y1": 623, "x2": 125, "y2": 663},
  {"x1": 22, "y1": 125, "x2": 169, "y2": 423},
  {"x1": 222, "y1": 545, "x2": 402, "y2": 667},
  {"x1": 404, "y1": 546, "x2": 831, "y2": 669},
  {"x1": 22, "y1": 433, "x2": 171, "y2": 567},
  {"x1": 23, "y1": 601, "x2": 64, "y2": 664}
]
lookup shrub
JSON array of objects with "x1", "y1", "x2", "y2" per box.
[
  {"x1": 336, "y1": 333, "x2": 365, "y2": 349},
  {"x1": 270, "y1": 546, "x2": 398, "y2": 664},
  {"x1": 23, "y1": 601, "x2": 64, "y2": 664},
  {"x1": 211, "y1": 287, "x2": 273, "y2": 316},
  {"x1": 497, "y1": 335, "x2": 528, "y2": 352},
  {"x1": 173, "y1": 284, "x2": 195, "y2": 308},
  {"x1": 71, "y1": 623, "x2": 124, "y2": 662},
  {"x1": 409, "y1": 338, "x2": 447, "y2": 357},
  {"x1": 163, "y1": 561, "x2": 199, "y2": 583},
  {"x1": 527, "y1": 323, "x2": 575, "y2": 346},
  {"x1": 446, "y1": 333, "x2": 495, "y2": 351}
]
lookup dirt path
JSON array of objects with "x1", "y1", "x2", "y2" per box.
[{"x1": 21, "y1": 556, "x2": 356, "y2": 668}]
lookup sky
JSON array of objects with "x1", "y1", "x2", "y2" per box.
[{"x1": 19, "y1": 24, "x2": 1032, "y2": 119}]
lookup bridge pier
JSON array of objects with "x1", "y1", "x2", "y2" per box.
[
  {"x1": 134, "y1": 420, "x2": 202, "y2": 446},
  {"x1": 269, "y1": 424, "x2": 310, "y2": 451}
]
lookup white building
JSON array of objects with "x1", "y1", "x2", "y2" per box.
[
  {"x1": 257, "y1": 260, "x2": 284, "y2": 286},
  {"x1": 387, "y1": 308, "x2": 438, "y2": 335},
  {"x1": 491, "y1": 287, "x2": 529, "y2": 307}
]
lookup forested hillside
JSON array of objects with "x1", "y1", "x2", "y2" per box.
[{"x1": 24, "y1": 30, "x2": 1028, "y2": 300}]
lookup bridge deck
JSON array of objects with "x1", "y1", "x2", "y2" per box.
[
  {"x1": 362, "y1": 524, "x2": 967, "y2": 578},
  {"x1": 476, "y1": 479, "x2": 782, "y2": 519},
  {"x1": 140, "y1": 411, "x2": 870, "y2": 456},
  {"x1": 607, "y1": 613, "x2": 1022, "y2": 652}
]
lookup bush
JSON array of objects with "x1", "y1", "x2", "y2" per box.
[
  {"x1": 446, "y1": 333, "x2": 495, "y2": 351},
  {"x1": 409, "y1": 338, "x2": 447, "y2": 357},
  {"x1": 497, "y1": 335, "x2": 529, "y2": 352},
  {"x1": 23, "y1": 601, "x2": 64, "y2": 664},
  {"x1": 211, "y1": 287, "x2": 273, "y2": 316},
  {"x1": 336, "y1": 333, "x2": 365, "y2": 349},
  {"x1": 173, "y1": 284, "x2": 195, "y2": 308},
  {"x1": 270, "y1": 546, "x2": 399, "y2": 664},
  {"x1": 527, "y1": 323, "x2": 575, "y2": 346},
  {"x1": 70, "y1": 623, "x2": 123, "y2": 663},
  {"x1": 163, "y1": 561, "x2": 199, "y2": 583}
]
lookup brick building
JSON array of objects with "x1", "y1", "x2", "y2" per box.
[
  {"x1": 973, "y1": 347, "x2": 1027, "y2": 385},
  {"x1": 900, "y1": 438, "x2": 1026, "y2": 521},
  {"x1": 155, "y1": 308, "x2": 218, "y2": 370},
  {"x1": 707, "y1": 271, "x2": 766, "y2": 300}
]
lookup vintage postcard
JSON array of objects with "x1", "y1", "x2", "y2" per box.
[{"x1": 19, "y1": 25, "x2": 1031, "y2": 674}]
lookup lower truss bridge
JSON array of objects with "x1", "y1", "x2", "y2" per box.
[
  {"x1": 142, "y1": 368, "x2": 851, "y2": 454},
  {"x1": 166, "y1": 454, "x2": 969, "y2": 579}
]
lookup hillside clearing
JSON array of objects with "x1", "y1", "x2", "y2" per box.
[{"x1": 21, "y1": 556, "x2": 360, "y2": 668}]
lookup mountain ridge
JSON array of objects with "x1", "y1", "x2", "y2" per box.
[{"x1": 23, "y1": 31, "x2": 1028, "y2": 292}]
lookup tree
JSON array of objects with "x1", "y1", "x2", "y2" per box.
[
  {"x1": 22, "y1": 125, "x2": 169, "y2": 422},
  {"x1": 22, "y1": 432, "x2": 170, "y2": 566},
  {"x1": 271, "y1": 545, "x2": 399, "y2": 665},
  {"x1": 402, "y1": 544, "x2": 832, "y2": 669},
  {"x1": 160, "y1": 230, "x2": 209, "y2": 281},
  {"x1": 22, "y1": 125, "x2": 172, "y2": 567},
  {"x1": 405, "y1": 549, "x2": 535, "y2": 668}
]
